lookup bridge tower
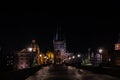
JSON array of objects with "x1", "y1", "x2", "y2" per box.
[{"x1": 53, "y1": 27, "x2": 66, "y2": 64}]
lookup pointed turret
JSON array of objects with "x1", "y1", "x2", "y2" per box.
[
  {"x1": 54, "y1": 27, "x2": 64, "y2": 41},
  {"x1": 53, "y1": 27, "x2": 66, "y2": 64}
]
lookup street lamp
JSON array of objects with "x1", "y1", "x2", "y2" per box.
[
  {"x1": 77, "y1": 54, "x2": 81, "y2": 57},
  {"x1": 69, "y1": 57, "x2": 71, "y2": 60},
  {"x1": 28, "y1": 47, "x2": 33, "y2": 52},
  {"x1": 39, "y1": 54, "x2": 42, "y2": 57},
  {"x1": 98, "y1": 48, "x2": 103, "y2": 65},
  {"x1": 72, "y1": 56, "x2": 75, "y2": 59},
  {"x1": 44, "y1": 56, "x2": 47, "y2": 59},
  {"x1": 99, "y1": 49, "x2": 103, "y2": 53},
  {"x1": 27, "y1": 47, "x2": 33, "y2": 67}
]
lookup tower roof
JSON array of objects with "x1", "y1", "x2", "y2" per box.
[{"x1": 54, "y1": 27, "x2": 65, "y2": 41}]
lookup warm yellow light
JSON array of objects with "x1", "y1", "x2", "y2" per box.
[
  {"x1": 39, "y1": 54, "x2": 42, "y2": 57},
  {"x1": 44, "y1": 56, "x2": 47, "y2": 59}
]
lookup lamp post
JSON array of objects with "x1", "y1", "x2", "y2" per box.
[
  {"x1": 98, "y1": 48, "x2": 103, "y2": 66},
  {"x1": 39, "y1": 54, "x2": 42, "y2": 65},
  {"x1": 28, "y1": 47, "x2": 33, "y2": 67}
]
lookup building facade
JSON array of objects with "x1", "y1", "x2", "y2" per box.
[
  {"x1": 53, "y1": 28, "x2": 67, "y2": 64},
  {"x1": 114, "y1": 33, "x2": 120, "y2": 66},
  {"x1": 17, "y1": 40, "x2": 40, "y2": 69},
  {"x1": 0, "y1": 46, "x2": 15, "y2": 72}
]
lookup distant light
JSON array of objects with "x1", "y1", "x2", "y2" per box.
[
  {"x1": 28, "y1": 48, "x2": 32, "y2": 52},
  {"x1": 32, "y1": 40, "x2": 36, "y2": 43},
  {"x1": 99, "y1": 49, "x2": 103, "y2": 53},
  {"x1": 33, "y1": 49, "x2": 36, "y2": 52},
  {"x1": 69, "y1": 57, "x2": 71, "y2": 60},
  {"x1": 72, "y1": 56, "x2": 75, "y2": 59},
  {"x1": 77, "y1": 54, "x2": 81, "y2": 57},
  {"x1": 44, "y1": 56, "x2": 47, "y2": 58},
  {"x1": 108, "y1": 58, "x2": 111, "y2": 62},
  {"x1": 39, "y1": 54, "x2": 42, "y2": 57}
]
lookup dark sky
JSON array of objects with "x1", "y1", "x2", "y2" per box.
[{"x1": 0, "y1": 8, "x2": 119, "y2": 53}]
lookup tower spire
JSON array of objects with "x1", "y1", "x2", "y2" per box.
[
  {"x1": 53, "y1": 27, "x2": 66, "y2": 64},
  {"x1": 55, "y1": 27, "x2": 62, "y2": 40},
  {"x1": 55, "y1": 27, "x2": 59, "y2": 40}
]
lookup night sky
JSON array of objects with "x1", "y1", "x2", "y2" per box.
[{"x1": 0, "y1": 8, "x2": 119, "y2": 53}]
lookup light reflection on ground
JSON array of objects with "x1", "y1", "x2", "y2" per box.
[{"x1": 26, "y1": 65, "x2": 119, "y2": 80}]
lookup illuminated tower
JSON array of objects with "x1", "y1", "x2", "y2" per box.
[{"x1": 53, "y1": 27, "x2": 66, "y2": 64}]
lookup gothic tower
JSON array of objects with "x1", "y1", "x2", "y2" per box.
[{"x1": 53, "y1": 27, "x2": 66, "y2": 64}]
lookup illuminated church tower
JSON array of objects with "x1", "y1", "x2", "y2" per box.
[{"x1": 53, "y1": 27, "x2": 66, "y2": 64}]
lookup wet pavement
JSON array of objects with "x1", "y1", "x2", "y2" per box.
[{"x1": 26, "y1": 64, "x2": 119, "y2": 80}]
